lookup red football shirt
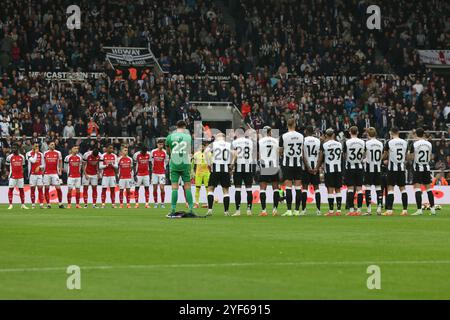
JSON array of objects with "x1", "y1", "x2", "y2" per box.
[
  {"x1": 26, "y1": 151, "x2": 43, "y2": 175},
  {"x1": 118, "y1": 156, "x2": 133, "y2": 179},
  {"x1": 101, "y1": 153, "x2": 117, "y2": 177},
  {"x1": 7, "y1": 154, "x2": 25, "y2": 179},
  {"x1": 133, "y1": 151, "x2": 151, "y2": 176},
  {"x1": 43, "y1": 150, "x2": 62, "y2": 175},
  {"x1": 65, "y1": 154, "x2": 82, "y2": 178},
  {"x1": 83, "y1": 151, "x2": 100, "y2": 175},
  {"x1": 150, "y1": 149, "x2": 168, "y2": 174}
]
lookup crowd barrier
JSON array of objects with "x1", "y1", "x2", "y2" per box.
[{"x1": 2, "y1": 186, "x2": 449, "y2": 205}]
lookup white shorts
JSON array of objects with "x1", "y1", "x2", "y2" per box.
[
  {"x1": 67, "y1": 177, "x2": 82, "y2": 189},
  {"x1": 82, "y1": 175, "x2": 99, "y2": 186},
  {"x1": 44, "y1": 174, "x2": 61, "y2": 186},
  {"x1": 9, "y1": 178, "x2": 24, "y2": 188},
  {"x1": 151, "y1": 173, "x2": 166, "y2": 185},
  {"x1": 119, "y1": 178, "x2": 133, "y2": 189},
  {"x1": 135, "y1": 175, "x2": 150, "y2": 187},
  {"x1": 29, "y1": 175, "x2": 43, "y2": 187},
  {"x1": 102, "y1": 176, "x2": 116, "y2": 188}
]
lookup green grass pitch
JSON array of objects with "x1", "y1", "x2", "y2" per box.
[{"x1": 1, "y1": 203, "x2": 450, "y2": 299}]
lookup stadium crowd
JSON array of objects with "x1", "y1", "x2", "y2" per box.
[{"x1": 0, "y1": 0, "x2": 449, "y2": 184}]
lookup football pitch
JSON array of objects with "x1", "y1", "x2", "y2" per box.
[{"x1": 1, "y1": 204, "x2": 450, "y2": 300}]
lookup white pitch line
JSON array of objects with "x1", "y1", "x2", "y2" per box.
[{"x1": 1, "y1": 260, "x2": 450, "y2": 273}]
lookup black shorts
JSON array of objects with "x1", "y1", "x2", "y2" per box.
[
  {"x1": 324, "y1": 172, "x2": 343, "y2": 189},
  {"x1": 412, "y1": 170, "x2": 432, "y2": 185},
  {"x1": 302, "y1": 170, "x2": 320, "y2": 186},
  {"x1": 282, "y1": 166, "x2": 302, "y2": 181},
  {"x1": 208, "y1": 172, "x2": 231, "y2": 188},
  {"x1": 387, "y1": 171, "x2": 406, "y2": 187},
  {"x1": 345, "y1": 169, "x2": 364, "y2": 187},
  {"x1": 259, "y1": 173, "x2": 279, "y2": 183},
  {"x1": 364, "y1": 171, "x2": 382, "y2": 186},
  {"x1": 233, "y1": 171, "x2": 253, "y2": 187}
]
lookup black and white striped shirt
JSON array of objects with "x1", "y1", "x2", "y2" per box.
[
  {"x1": 385, "y1": 138, "x2": 408, "y2": 172},
  {"x1": 258, "y1": 136, "x2": 279, "y2": 169},
  {"x1": 280, "y1": 131, "x2": 304, "y2": 167},
  {"x1": 303, "y1": 136, "x2": 321, "y2": 170},
  {"x1": 410, "y1": 139, "x2": 432, "y2": 172},
  {"x1": 232, "y1": 137, "x2": 254, "y2": 173},
  {"x1": 365, "y1": 138, "x2": 383, "y2": 173},
  {"x1": 321, "y1": 140, "x2": 343, "y2": 173},
  {"x1": 343, "y1": 137, "x2": 365, "y2": 170},
  {"x1": 207, "y1": 140, "x2": 232, "y2": 173}
]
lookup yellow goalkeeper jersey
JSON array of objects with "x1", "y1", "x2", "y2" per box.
[{"x1": 193, "y1": 150, "x2": 209, "y2": 174}]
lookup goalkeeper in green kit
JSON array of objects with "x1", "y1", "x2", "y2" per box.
[{"x1": 166, "y1": 120, "x2": 195, "y2": 214}]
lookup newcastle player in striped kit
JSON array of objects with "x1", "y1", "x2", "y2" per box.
[
  {"x1": 301, "y1": 126, "x2": 322, "y2": 215},
  {"x1": 279, "y1": 118, "x2": 304, "y2": 217},
  {"x1": 343, "y1": 126, "x2": 365, "y2": 216},
  {"x1": 364, "y1": 127, "x2": 384, "y2": 215},
  {"x1": 231, "y1": 129, "x2": 255, "y2": 216},
  {"x1": 205, "y1": 133, "x2": 232, "y2": 216},
  {"x1": 318, "y1": 129, "x2": 343, "y2": 216},
  {"x1": 382, "y1": 127, "x2": 408, "y2": 216},
  {"x1": 409, "y1": 128, "x2": 436, "y2": 215},
  {"x1": 258, "y1": 126, "x2": 280, "y2": 216}
]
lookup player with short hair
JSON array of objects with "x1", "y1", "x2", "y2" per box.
[
  {"x1": 165, "y1": 121, "x2": 194, "y2": 215},
  {"x1": 100, "y1": 144, "x2": 118, "y2": 208},
  {"x1": 6, "y1": 145, "x2": 28, "y2": 210},
  {"x1": 258, "y1": 126, "x2": 280, "y2": 216},
  {"x1": 364, "y1": 127, "x2": 384, "y2": 215},
  {"x1": 133, "y1": 144, "x2": 151, "y2": 208},
  {"x1": 383, "y1": 127, "x2": 408, "y2": 216},
  {"x1": 343, "y1": 126, "x2": 365, "y2": 216},
  {"x1": 279, "y1": 118, "x2": 304, "y2": 216},
  {"x1": 43, "y1": 141, "x2": 64, "y2": 209},
  {"x1": 118, "y1": 146, "x2": 133, "y2": 209},
  {"x1": 82, "y1": 147, "x2": 101, "y2": 208},
  {"x1": 192, "y1": 141, "x2": 210, "y2": 209},
  {"x1": 409, "y1": 128, "x2": 435, "y2": 215},
  {"x1": 302, "y1": 126, "x2": 322, "y2": 215},
  {"x1": 26, "y1": 143, "x2": 44, "y2": 209},
  {"x1": 318, "y1": 129, "x2": 343, "y2": 216},
  {"x1": 231, "y1": 128, "x2": 255, "y2": 216},
  {"x1": 150, "y1": 139, "x2": 169, "y2": 208},
  {"x1": 64, "y1": 145, "x2": 83, "y2": 209},
  {"x1": 205, "y1": 133, "x2": 232, "y2": 216}
]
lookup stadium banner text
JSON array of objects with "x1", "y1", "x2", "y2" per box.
[
  {"x1": 3, "y1": 186, "x2": 449, "y2": 205},
  {"x1": 418, "y1": 50, "x2": 450, "y2": 65},
  {"x1": 28, "y1": 71, "x2": 107, "y2": 82},
  {"x1": 104, "y1": 46, "x2": 157, "y2": 67}
]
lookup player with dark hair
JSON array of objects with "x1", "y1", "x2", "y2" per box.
[
  {"x1": 383, "y1": 127, "x2": 408, "y2": 216},
  {"x1": 166, "y1": 120, "x2": 194, "y2": 215},
  {"x1": 100, "y1": 144, "x2": 118, "y2": 208},
  {"x1": 133, "y1": 143, "x2": 152, "y2": 208},
  {"x1": 409, "y1": 127, "x2": 435, "y2": 215},
  {"x1": 6, "y1": 144, "x2": 28, "y2": 210},
  {"x1": 302, "y1": 126, "x2": 322, "y2": 215}
]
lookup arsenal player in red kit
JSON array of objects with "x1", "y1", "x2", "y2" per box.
[
  {"x1": 100, "y1": 144, "x2": 118, "y2": 208},
  {"x1": 26, "y1": 143, "x2": 44, "y2": 209},
  {"x1": 64, "y1": 146, "x2": 83, "y2": 208},
  {"x1": 6, "y1": 145, "x2": 28, "y2": 210},
  {"x1": 150, "y1": 139, "x2": 169, "y2": 208},
  {"x1": 133, "y1": 144, "x2": 151, "y2": 208},
  {"x1": 43, "y1": 141, "x2": 64, "y2": 208},
  {"x1": 82, "y1": 148, "x2": 101, "y2": 208},
  {"x1": 118, "y1": 146, "x2": 133, "y2": 209}
]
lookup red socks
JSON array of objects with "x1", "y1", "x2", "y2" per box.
[
  {"x1": 30, "y1": 186, "x2": 36, "y2": 204},
  {"x1": 8, "y1": 188, "x2": 13, "y2": 205}
]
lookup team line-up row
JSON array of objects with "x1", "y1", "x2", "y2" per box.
[{"x1": 5, "y1": 120, "x2": 436, "y2": 217}]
